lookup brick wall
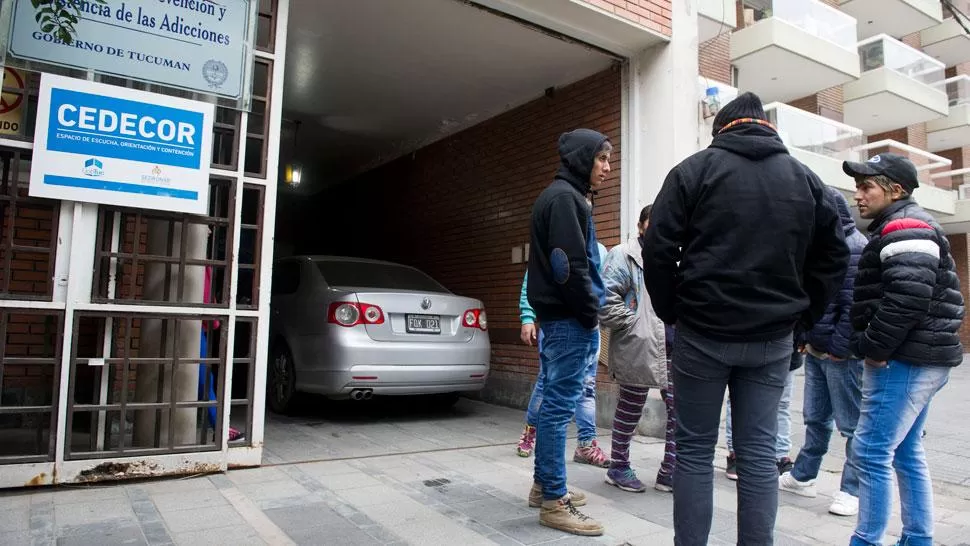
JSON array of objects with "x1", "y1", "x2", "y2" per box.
[
  {"x1": 699, "y1": 34, "x2": 732, "y2": 85},
  {"x1": 581, "y1": 0, "x2": 672, "y2": 36},
  {"x1": 867, "y1": 125, "x2": 928, "y2": 150},
  {"x1": 947, "y1": 62, "x2": 970, "y2": 78},
  {"x1": 298, "y1": 68, "x2": 624, "y2": 402}
]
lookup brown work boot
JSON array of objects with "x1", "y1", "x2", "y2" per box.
[
  {"x1": 539, "y1": 496, "x2": 604, "y2": 536},
  {"x1": 528, "y1": 482, "x2": 587, "y2": 507}
]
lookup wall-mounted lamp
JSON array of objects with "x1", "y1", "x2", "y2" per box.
[
  {"x1": 283, "y1": 119, "x2": 303, "y2": 188},
  {"x1": 702, "y1": 86, "x2": 721, "y2": 119},
  {"x1": 285, "y1": 163, "x2": 303, "y2": 187}
]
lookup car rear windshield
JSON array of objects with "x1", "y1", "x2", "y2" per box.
[{"x1": 315, "y1": 261, "x2": 450, "y2": 293}]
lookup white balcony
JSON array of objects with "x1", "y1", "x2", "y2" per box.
[
  {"x1": 843, "y1": 35, "x2": 948, "y2": 135},
  {"x1": 927, "y1": 76, "x2": 970, "y2": 152},
  {"x1": 699, "y1": 0, "x2": 737, "y2": 43},
  {"x1": 853, "y1": 140, "x2": 956, "y2": 215},
  {"x1": 920, "y1": 0, "x2": 970, "y2": 67},
  {"x1": 764, "y1": 103, "x2": 956, "y2": 217},
  {"x1": 854, "y1": 139, "x2": 952, "y2": 184},
  {"x1": 930, "y1": 168, "x2": 970, "y2": 192},
  {"x1": 931, "y1": 169, "x2": 970, "y2": 233},
  {"x1": 764, "y1": 102, "x2": 864, "y2": 196},
  {"x1": 838, "y1": 0, "x2": 943, "y2": 39},
  {"x1": 732, "y1": 0, "x2": 860, "y2": 103}
]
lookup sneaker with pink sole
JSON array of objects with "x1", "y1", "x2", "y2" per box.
[
  {"x1": 573, "y1": 439, "x2": 609, "y2": 468},
  {"x1": 517, "y1": 424, "x2": 536, "y2": 457}
]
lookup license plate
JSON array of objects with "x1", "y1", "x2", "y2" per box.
[{"x1": 406, "y1": 314, "x2": 441, "y2": 334}]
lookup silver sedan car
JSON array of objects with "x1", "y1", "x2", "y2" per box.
[{"x1": 268, "y1": 256, "x2": 491, "y2": 413}]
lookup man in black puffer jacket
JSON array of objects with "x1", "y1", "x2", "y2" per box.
[
  {"x1": 643, "y1": 92, "x2": 849, "y2": 546},
  {"x1": 780, "y1": 187, "x2": 868, "y2": 518},
  {"x1": 842, "y1": 153, "x2": 964, "y2": 546}
]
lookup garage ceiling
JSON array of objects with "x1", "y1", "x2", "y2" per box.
[{"x1": 282, "y1": 0, "x2": 616, "y2": 193}]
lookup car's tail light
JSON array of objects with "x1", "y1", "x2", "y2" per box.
[
  {"x1": 328, "y1": 302, "x2": 384, "y2": 327},
  {"x1": 462, "y1": 309, "x2": 487, "y2": 331}
]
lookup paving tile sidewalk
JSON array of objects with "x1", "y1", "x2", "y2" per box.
[
  {"x1": 1, "y1": 365, "x2": 969, "y2": 545},
  {"x1": 2, "y1": 435, "x2": 969, "y2": 545}
]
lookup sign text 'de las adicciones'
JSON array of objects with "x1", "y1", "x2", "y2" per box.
[{"x1": 8, "y1": 0, "x2": 253, "y2": 103}]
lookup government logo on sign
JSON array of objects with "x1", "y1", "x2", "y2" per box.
[
  {"x1": 202, "y1": 60, "x2": 229, "y2": 89},
  {"x1": 82, "y1": 158, "x2": 104, "y2": 177}
]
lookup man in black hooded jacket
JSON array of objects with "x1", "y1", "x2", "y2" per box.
[
  {"x1": 527, "y1": 128, "x2": 609, "y2": 537},
  {"x1": 642, "y1": 92, "x2": 849, "y2": 545}
]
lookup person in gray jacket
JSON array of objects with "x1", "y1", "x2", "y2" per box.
[{"x1": 599, "y1": 205, "x2": 675, "y2": 493}]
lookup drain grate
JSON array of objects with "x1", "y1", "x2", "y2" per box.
[{"x1": 423, "y1": 478, "x2": 451, "y2": 488}]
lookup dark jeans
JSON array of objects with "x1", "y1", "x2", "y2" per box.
[{"x1": 672, "y1": 325, "x2": 791, "y2": 546}]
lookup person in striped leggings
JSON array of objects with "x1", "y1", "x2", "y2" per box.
[{"x1": 598, "y1": 206, "x2": 676, "y2": 493}]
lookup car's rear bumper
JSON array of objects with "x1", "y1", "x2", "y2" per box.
[
  {"x1": 289, "y1": 331, "x2": 490, "y2": 396},
  {"x1": 310, "y1": 364, "x2": 488, "y2": 396}
]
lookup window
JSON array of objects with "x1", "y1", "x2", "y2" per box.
[
  {"x1": 0, "y1": 310, "x2": 62, "y2": 463},
  {"x1": 236, "y1": 184, "x2": 264, "y2": 309},
  {"x1": 244, "y1": 59, "x2": 272, "y2": 178},
  {"x1": 66, "y1": 313, "x2": 228, "y2": 459},
  {"x1": 212, "y1": 107, "x2": 241, "y2": 169},
  {"x1": 0, "y1": 148, "x2": 59, "y2": 300},
  {"x1": 92, "y1": 178, "x2": 234, "y2": 306},
  {"x1": 256, "y1": 0, "x2": 277, "y2": 53},
  {"x1": 314, "y1": 261, "x2": 449, "y2": 293},
  {"x1": 228, "y1": 319, "x2": 256, "y2": 446},
  {"x1": 271, "y1": 261, "x2": 301, "y2": 295}
]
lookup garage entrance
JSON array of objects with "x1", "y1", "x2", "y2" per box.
[{"x1": 263, "y1": 0, "x2": 623, "y2": 464}]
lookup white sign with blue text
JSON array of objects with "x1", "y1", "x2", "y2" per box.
[
  {"x1": 29, "y1": 74, "x2": 214, "y2": 215},
  {"x1": 8, "y1": 0, "x2": 253, "y2": 103}
]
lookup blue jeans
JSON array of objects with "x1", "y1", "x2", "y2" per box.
[
  {"x1": 851, "y1": 361, "x2": 950, "y2": 546},
  {"x1": 533, "y1": 319, "x2": 599, "y2": 500},
  {"x1": 791, "y1": 354, "x2": 863, "y2": 496},
  {"x1": 525, "y1": 328, "x2": 599, "y2": 443},
  {"x1": 725, "y1": 369, "x2": 794, "y2": 459},
  {"x1": 672, "y1": 325, "x2": 791, "y2": 546}
]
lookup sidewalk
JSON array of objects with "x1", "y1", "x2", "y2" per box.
[{"x1": 1, "y1": 366, "x2": 969, "y2": 545}]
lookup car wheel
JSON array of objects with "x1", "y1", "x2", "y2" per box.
[{"x1": 268, "y1": 343, "x2": 297, "y2": 414}]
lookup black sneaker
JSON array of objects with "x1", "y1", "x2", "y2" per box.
[
  {"x1": 777, "y1": 457, "x2": 794, "y2": 475},
  {"x1": 725, "y1": 453, "x2": 738, "y2": 481}
]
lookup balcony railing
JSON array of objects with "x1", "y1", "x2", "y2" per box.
[
  {"x1": 741, "y1": 0, "x2": 858, "y2": 52},
  {"x1": 939, "y1": 75, "x2": 970, "y2": 107},
  {"x1": 858, "y1": 34, "x2": 945, "y2": 87},
  {"x1": 764, "y1": 102, "x2": 864, "y2": 159},
  {"x1": 930, "y1": 168, "x2": 970, "y2": 191},
  {"x1": 854, "y1": 140, "x2": 952, "y2": 188},
  {"x1": 945, "y1": 0, "x2": 970, "y2": 19}
]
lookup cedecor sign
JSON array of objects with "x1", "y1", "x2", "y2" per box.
[
  {"x1": 7, "y1": 0, "x2": 255, "y2": 104},
  {"x1": 29, "y1": 73, "x2": 214, "y2": 215}
]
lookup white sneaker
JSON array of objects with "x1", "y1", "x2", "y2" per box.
[
  {"x1": 829, "y1": 491, "x2": 859, "y2": 517},
  {"x1": 779, "y1": 471, "x2": 817, "y2": 498}
]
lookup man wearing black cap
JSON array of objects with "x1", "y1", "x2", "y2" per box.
[
  {"x1": 642, "y1": 91, "x2": 850, "y2": 545},
  {"x1": 843, "y1": 153, "x2": 964, "y2": 546}
]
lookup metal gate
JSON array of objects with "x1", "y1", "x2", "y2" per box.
[{"x1": 0, "y1": 0, "x2": 286, "y2": 486}]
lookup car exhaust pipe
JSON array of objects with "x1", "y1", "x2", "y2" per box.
[
  {"x1": 350, "y1": 389, "x2": 365, "y2": 401},
  {"x1": 361, "y1": 390, "x2": 373, "y2": 400}
]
